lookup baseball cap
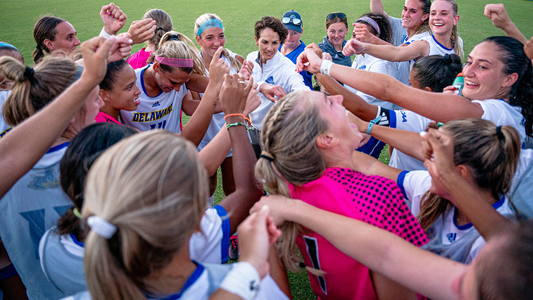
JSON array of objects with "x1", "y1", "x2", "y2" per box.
[{"x1": 281, "y1": 10, "x2": 303, "y2": 33}]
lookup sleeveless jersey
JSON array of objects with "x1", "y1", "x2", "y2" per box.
[
  {"x1": 410, "y1": 35, "x2": 463, "y2": 70},
  {"x1": 289, "y1": 168, "x2": 428, "y2": 300},
  {"x1": 121, "y1": 65, "x2": 186, "y2": 133},
  {"x1": 0, "y1": 91, "x2": 12, "y2": 138}
]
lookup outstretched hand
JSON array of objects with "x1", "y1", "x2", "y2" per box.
[
  {"x1": 259, "y1": 83, "x2": 286, "y2": 102},
  {"x1": 80, "y1": 36, "x2": 116, "y2": 85},
  {"x1": 343, "y1": 39, "x2": 366, "y2": 56},
  {"x1": 128, "y1": 19, "x2": 157, "y2": 45},
  {"x1": 107, "y1": 33, "x2": 133, "y2": 62},
  {"x1": 353, "y1": 23, "x2": 377, "y2": 44},
  {"x1": 100, "y1": 3, "x2": 127, "y2": 35},
  {"x1": 421, "y1": 129, "x2": 457, "y2": 191},
  {"x1": 295, "y1": 49, "x2": 323, "y2": 73},
  {"x1": 209, "y1": 47, "x2": 231, "y2": 87},
  {"x1": 250, "y1": 195, "x2": 297, "y2": 226},
  {"x1": 219, "y1": 74, "x2": 253, "y2": 115},
  {"x1": 238, "y1": 60, "x2": 253, "y2": 81}
]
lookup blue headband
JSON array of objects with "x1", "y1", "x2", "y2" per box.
[
  {"x1": 0, "y1": 43, "x2": 18, "y2": 51},
  {"x1": 197, "y1": 19, "x2": 224, "y2": 37}
]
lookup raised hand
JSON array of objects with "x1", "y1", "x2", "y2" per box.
[
  {"x1": 259, "y1": 83, "x2": 286, "y2": 102},
  {"x1": 127, "y1": 19, "x2": 157, "y2": 45},
  {"x1": 343, "y1": 39, "x2": 366, "y2": 57},
  {"x1": 484, "y1": 4, "x2": 512, "y2": 30},
  {"x1": 100, "y1": 3, "x2": 127, "y2": 35},
  {"x1": 80, "y1": 36, "x2": 116, "y2": 85},
  {"x1": 238, "y1": 60, "x2": 253, "y2": 81},
  {"x1": 295, "y1": 49, "x2": 323, "y2": 73},
  {"x1": 107, "y1": 34, "x2": 133, "y2": 62},
  {"x1": 220, "y1": 74, "x2": 253, "y2": 115},
  {"x1": 208, "y1": 47, "x2": 231, "y2": 87},
  {"x1": 353, "y1": 23, "x2": 376, "y2": 43}
]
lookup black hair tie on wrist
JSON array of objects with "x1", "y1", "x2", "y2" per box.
[
  {"x1": 24, "y1": 66, "x2": 35, "y2": 82},
  {"x1": 442, "y1": 54, "x2": 451, "y2": 65}
]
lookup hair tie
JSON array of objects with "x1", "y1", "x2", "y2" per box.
[
  {"x1": 87, "y1": 216, "x2": 117, "y2": 239},
  {"x1": 496, "y1": 126, "x2": 505, "y2": 141},
  {"x1": 73, "y1": 208, "x2": 83, "y2": 219},
  {"x1": 155, "y1": 55, "x2": 194, "y2": 68},
  {"x1": 24, "y1": 66, "x2": 34, "y2": 82},
  {"x1": 35, "y1": 44, "x2": 42, "y2": 51},
  {"x1": 155, "y1": 27, "x2": 165, "y2": 32},
  {"x1": 260, "y1": 151, "x2": 274, "y2": 162},
  {"x1": 442, "y1": 54, "x2": 452, "y2": 65},
  {"x1": 356, "y1": 16, "x2": 381, "y2": 36},
  {"x1": 169, "y1": 34, "x2": 180, "y2": 41},
  {"x1": 197, "y1": 19, "x2": 224, "y2": 37}
]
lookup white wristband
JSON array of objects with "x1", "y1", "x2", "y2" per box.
[
  {"x1": 99, "y1": 27, "x2": 112, "y2": 40},
  {"x1": 219, "y1": 262, "x2": 261, "y2": 300},
  {"x1": 320, "y1": 60, "x2": 334, "y2": 76}
]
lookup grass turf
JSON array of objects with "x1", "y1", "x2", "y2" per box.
[{"x1": 2, "y1": 0, "x2": 532, "y2": 298}]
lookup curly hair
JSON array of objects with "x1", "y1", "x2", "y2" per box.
[{"x1": 254, "y1": 16, "x2": 288, "y2": 44}]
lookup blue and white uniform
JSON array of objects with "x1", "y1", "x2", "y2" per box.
[
  {"x1": 397, "y1": 170, "x2": 515, "y2": 264},
  {"x1": 396, "y1": 32, "x2": 431, "y2": 85},
  {"x1": 39, "y1": 205, "x2": 231, "y2": 295},
  {"x1": 247, "y1": 51, "x2": 309, "y2": 130},
  {"x1": 409, "y1": 35, "x2": 464, "y2": 70},
  {"x1": 0, "y1": 91, "x2": 12, "y2": 138},
  {"x1": 509, "y1": 149, "x2": 533, "y2": 219},
  {"x1": 121, "y1": 66, "x2": 186, "y2": 133},
  {"x1": 63, "y1": 263, "x2": 288, "y2": 300},
  {"x1": 388, "y1": 16, "x2": 408, "y2": 47},
  {"x1": 279, "y1": 41, "x2": 314, "y2": 89},
  {"x1": 0, "y1": 143, "x2": 71, "y2": 300}
]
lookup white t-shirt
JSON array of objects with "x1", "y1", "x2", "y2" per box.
[
  {"x1": 396, "y1": 31, "x2": 431, "y2": 85},
  {"x1": 388, "y1": 109, "x2": 430, "y2": 171},
  {"x1": 397, "y1": 170, "x2": 514, "y2": 263},
  {"x1": 0, "y1": 90, "x2": 12, "y2": 138},
  {"x1": 410, "y1": 35, "x2": 464, "y2": 70},
  {"x1": 247, "y1": 51, "x2": 309, "y2": 131},
  {"x1": 121, "y1": 65, "x2": 187, "y2": 133},
  {"x1": 389, "y1": 16, "x2": 407, "y2": 47},
  {"x1": 345, "y1": 54, "x2": 399, "y2": 110},
  {"x1": 474, "y1": 99, "x2": 526, "y2": 143}
]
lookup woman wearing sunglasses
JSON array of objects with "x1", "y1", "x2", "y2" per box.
[{"x1": 318, "y1": 12, "x2": 352, "y2": 67}]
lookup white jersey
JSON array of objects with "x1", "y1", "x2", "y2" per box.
[
  {"x1": 474, "y1": 99, "x2": 526, "y2": 143},
  {"x1": 388, "y1": 109, "x2": 430, "y2": 171},
  {"x1": 197, "y1": 50, "x2": 239, "y2": 154},
  {"x1": 63, "y1": 264, "x2": 288, "y2": 300},
  {"x1": 509, "y1": 149, "x2": 533, "y2": 219},
  {"x1": 345, "y1": 54, "x2": 399, "y2": 110},
  {"x1": 397, "y1": 170, "x2": 515, "y2": 263},
  {"x1": 396, "y1": 31, "x2": 431, "y2": 85},
  {"x1": 410, "y1": 35, "x2": 464, "y2": 70},
  {"x1": 121, "y1": 65, "x2": 187, "y2": 133},
  {"x1": 0, "y1": 90, "x2": 12, "y2": 138},
  {"x1": 389, "y1": 16, "x2": 408, "y2": 47},
  {"x1": 247, "y1": 51, "x2": 309, "y2": 131},
  {"x1": 39, "y1": 205, "x2": 231, "y2": 295}
]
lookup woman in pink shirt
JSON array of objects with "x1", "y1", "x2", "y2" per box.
[{"x1": 255, "y1": 90, "x2": 428, "y2": 300}]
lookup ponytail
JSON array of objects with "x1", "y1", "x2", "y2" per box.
[
  {"x1": 32, "y1": 16, "x2": 65, "y2": 64},
  {"x1": 149, "y1": 31, "x2": 206, "y2": 76},
  {"x1": 143, "y1": 9, "x2": 173, "y2": 51}
]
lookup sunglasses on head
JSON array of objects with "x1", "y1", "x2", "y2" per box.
[
  {"x1": 282, "y1": 16, "x2": 302, "y2": 25},
  {"x1": 327, "y1": 13, "x2": 346, "y2": 20}
]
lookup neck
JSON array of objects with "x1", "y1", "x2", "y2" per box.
[
  {"x1": 323, "y1": 148, "x2": 356, "y2": 169},
  {"x1": 434, "y1": 31, "x2": 453, "y2": 49},
  {"x1": 453, "y1": 189, "x2": 498, "y2": 226},
  {"x1": 330, "y1": 38, "x2": 343, "y2": 51},
  {"x1": 143, "y1": 246, "x2": 197, "y2": 296},
  {"x1": 280, "y1": 41, "x2": 300, "y2": 55},
  {"x1": 143, "y1": 66, "x2": 162, "y2": 97},
  {"x1": 99, "y1": 104, "x2": 120, "y2": 121},
  {"x1": 54, "y1": 127, "x2": 77, "y2": 146},
  {"x1": 146, "y1": 43, "x2": 156, "y2": 52},
  {"x1": 407, "y1": 27, "x2": 415, "y2": 38}
]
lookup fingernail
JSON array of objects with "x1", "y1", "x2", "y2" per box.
[
  {"x1": 261, "y1": 205, "x2": 269, "y2": 211},
  {"x1": 128, "y1": 39, "x2": 133, "y2": 43},
  {"x1": 420, "y1": 131, "x2": 427, "y2": 137}
]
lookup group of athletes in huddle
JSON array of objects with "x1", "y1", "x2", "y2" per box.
[{"x1": 1, "y1": 0, "x2": 533, "y2": 299}]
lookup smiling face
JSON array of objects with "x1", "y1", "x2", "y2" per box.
[
  {"x1": 429, "y1": 0, "x2": 458, "y2": 36},
  {"x1": 284, "y1": 29, "x2": 302, "y2": 50},
  {"x1": 196, "y1": 27, "x2": 226, "y2": 59},
  {"x1": 102, "y1": 65, "x2": 141, "y2": 112},
  {"x1": 401, "y1": 0, "x2": 429, "y2": 31},
  {"x1": 48, "y1": 21, "x2": 80, "y2": 54},
  {"x1": 326, "y1": 22, "x2": 348, "y2": 49},
  {"x1": 255, "y1": 27, "x2": 280, "y2": 64},
  {"x1": 462, "y1": 42, "x2": 516, "y2": 101},
  {"x1": 154, "y1": 64, "x2": 191, "y2": 93}
]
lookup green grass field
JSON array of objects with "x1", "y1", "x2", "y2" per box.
[{"x1": 2, "y1": 0, "x2": 532, "y2": 298}]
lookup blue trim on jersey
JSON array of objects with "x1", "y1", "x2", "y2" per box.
[
  {"x1": 389, "y1": 109, "x2": 397, "y2": 128},
  {"x1": 0, "y1": 263, "x2": 17, "y2": 279},
  {"x1": 454, "y1": 196, "x2": 506, "y2": 230},
  {"x1": 151, "y1": 262, "x2": 204, "y2": 300},
  {"x1": 140, "y1": 64, "x2": 163, "y2": 98},
  {"x1": 69, "y1": 233, "x2": 85, "y2": 247},
  {"x1": 432, "y1": 35, "x2": 453, "y2": 51},
  {"x1": 46, "y1": 142, "x2": 70, "y2": 154},
  {"x1": 213, "y1": 204, "x2": 230, "y2": 263},
  {"x1": 396, "y1": 171, "x2": 409, "y2": 199}
]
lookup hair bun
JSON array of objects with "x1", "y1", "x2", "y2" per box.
[{"x1": 442, "y1": 54, "x2": 452, "y2": 65}]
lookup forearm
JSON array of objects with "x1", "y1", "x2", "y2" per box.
[
  {"x1": 287, "y1": 200, "x2": 464, "y2": 300},
  {"x1": 221, "y1": 117, "x2": 263, "y2": 234},
  {"x1": 316, "y1": 73, "x2": 378, "y2": 121},
  {"x1": 500, "y1": 22, "x2": 527, "y2": 44},
  {"x1": 364, "y1": 43, "x2": 418, "y2": 62},
  {"x1": 352, "y1": 151, "x2": 401, "y2": 180},
  {"x1": 370, "y1": 0, "x2": 385, "y2": 15},
  {"x1": 0, "y1": 77, "x2": 94, "y2": 197},
  {"x1": 198, "y1": 127, "x2": 231, "y2": 177},
  {"x1": 181, "y1": 84, "x2": 220, "y2": 146}
]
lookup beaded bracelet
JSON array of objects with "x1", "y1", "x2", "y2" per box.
[{"x1": 226, "y1": 122, "x2": 246, "y2": 130}]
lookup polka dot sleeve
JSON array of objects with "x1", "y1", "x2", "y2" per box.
[{"x1": 327, "y1": 168, "x2": 428, "y2": 246}]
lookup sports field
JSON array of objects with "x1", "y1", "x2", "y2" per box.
[{"x1": 2, "y1": 0, "x2": 532, "y2": 298}]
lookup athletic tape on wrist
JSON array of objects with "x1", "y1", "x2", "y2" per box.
[
  {"x1": 320, "y1": 60, "x2": 333, "y2": 76},
  {"x1": 219, "y1": 262, "x2": 261, "y2": 300},
  {"x1": 99, "y1": 27, "x2": 112, "y2": 40}
]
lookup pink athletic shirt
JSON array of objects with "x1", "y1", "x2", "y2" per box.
[
  {"x1": 95, "y1": 111, "x2": 121, "y2": 124},
  {"x1": 289, "y1": 168, "x2": 428, "y2": 300},
  {"x1": 126, "y1": 48, "x2": 152, "y2": 70}
]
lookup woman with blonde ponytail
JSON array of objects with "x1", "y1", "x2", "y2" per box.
[{"x1": 255, "y1": 90, "x2": 427, "y2": 300}]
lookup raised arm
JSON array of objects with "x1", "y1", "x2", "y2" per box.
[
  {"x1": 0, "y1": 37, "x2": 114, "y2": 198},
  {"x1": 218, "y1": 75, "x2": 263, "y2": 235},
  {"x1": 370, "y1": 0, "x2": 387, "y2": 19},
  {"x1": 296, "y1": 49, "x2": 484, "y2": 122},
  {"x1": 100, "y1": 3, "x2": 127, "y2": 36},
  {"x1": 343, "y1": 39, "x2": 429, "y2": 62},
  {"x1": 484, "y1": 4, "x2": 527, "y2": 45},
  {"x1": 422, "y1": 129, "x2": 511, "y2": 240},
  {"x1": 251, "y1": 197, "x2": 465, "y2": 300}
]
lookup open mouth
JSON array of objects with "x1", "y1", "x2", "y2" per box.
[{"x1": 464, "y1": 80, "x2": 479, "y2": 88}]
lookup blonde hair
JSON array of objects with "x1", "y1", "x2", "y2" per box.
[
  {"x1": 143, "y1": 9, "x2": 173, "y2": 51},
  {"x1": 149, "y1": 31, "x2": 206, "y2": 76},
  {"x1": 194, "y1": 13, "x2": 242, "y2": 71},
  {"x1": 433, "y1": 0, "x2": 463, "y2": 59},
  {"x1": 0, "y1": 55, "x2": 76, "y2": 126},
  {"x1": 255, "y1": 91, "x2": 328, "y2": 273},
  {"x1": 417, "y1": 119, "x2": 520, "y2": 231},
  {"x1": 83, "y1": 130, "x2": 208, "y2": 300}
]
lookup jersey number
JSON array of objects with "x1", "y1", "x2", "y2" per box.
[
  {"x1": 150, "y1": 120, "x2": 167, "y2": 130},
  {"x1": 303, "y1": 236, "x2": 327, "y2": 295}
]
